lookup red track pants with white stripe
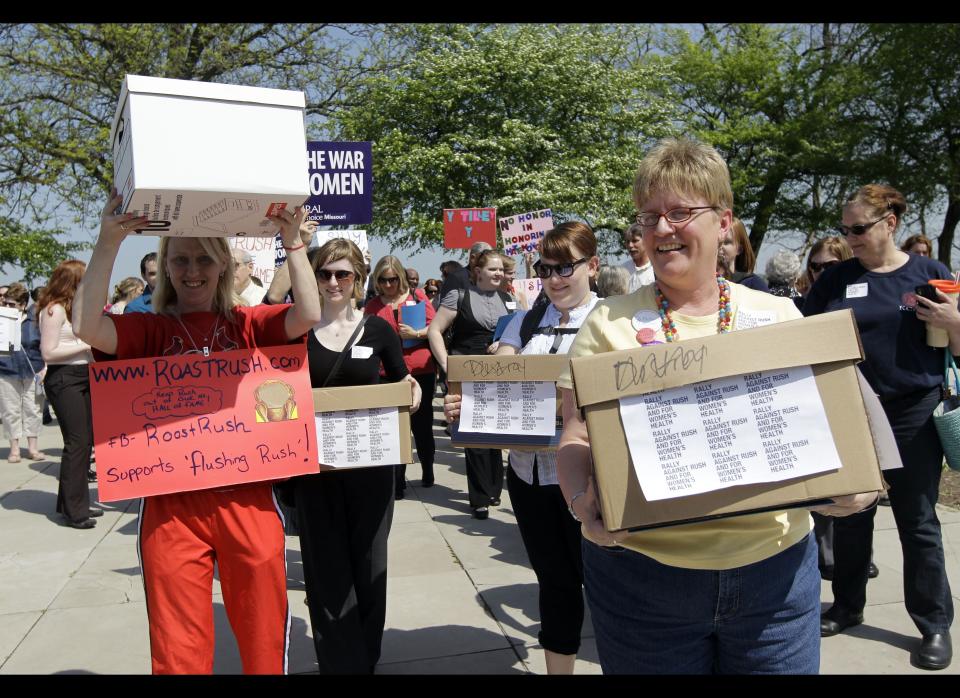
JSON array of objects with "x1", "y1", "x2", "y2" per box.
[{"x1": 139, "y1": 484, "x2": 289, "y2": 674}]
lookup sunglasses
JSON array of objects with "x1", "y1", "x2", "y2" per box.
[
  {"x1": 808, "y1": 260, "x2": 840, "y2": 273},
  {"x1": 316, "y1": 269, "x2": 355, "y2": 282},
  {"x1": 838, "y1": 214, "x2": 889, "y2": 237},
  {"x1": 1, "y1": 300, "x2": 20, "y2": 308},
  {"x1": 378, "y1": 276, "x2": 400, "y2": 285},
  {"x1": 533, "y1": 257, "x2": 590, "y2": 279}
]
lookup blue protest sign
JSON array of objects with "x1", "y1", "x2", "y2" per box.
[{"x1": 303, "y1": 141, "x2": 372, "y2": 225}]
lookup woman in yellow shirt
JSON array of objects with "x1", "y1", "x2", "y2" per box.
[{"x1": 556, "y1": 138, "x2": 877, "y2": 674}]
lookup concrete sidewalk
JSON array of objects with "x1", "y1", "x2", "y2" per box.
[{"x1": 1, "y1": 396, "x2": 959, "y2": 674}]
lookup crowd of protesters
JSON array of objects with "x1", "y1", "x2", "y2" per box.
[{"x1": 3, "y1": 136, "x2": 958, "y2": 676}]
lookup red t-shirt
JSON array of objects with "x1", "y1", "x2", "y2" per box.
[
  {"x1": 363, "y1": 289, "x2": 436, "y2": 375},
  {"x1": 101, "y1": 304, "x2": 293, "y2": 360}
]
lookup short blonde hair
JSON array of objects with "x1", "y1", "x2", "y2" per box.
[
  {"x1": 153, "y1": 237, "x2": 236, "y2": 317},
  {"x1": 312, "y1": 238, "x2": 367, "y2": 302},
  {"x1": 633, "y1": 137, "x2": 734, "y2": 212}
]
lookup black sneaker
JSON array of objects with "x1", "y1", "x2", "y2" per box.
[{"x1": 473, "y1": 506, "x2": 489, "y2": 520}]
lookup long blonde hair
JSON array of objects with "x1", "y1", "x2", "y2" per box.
[{"x1": 153, "y1": 237, "x2": 237, "y2": 316}]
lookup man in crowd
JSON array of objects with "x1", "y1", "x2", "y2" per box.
[
  {"x1": 621, "y1": 223, "x2": 654, "y2": 292},
  {"x1": 124, "y1": 252, "x2": 158, "y2": 314},
  {"x1": 232, "y1": 248, "x2": 266, "y2": 306},
  {"x1": 405, "y1": 267, "x2": 420, "y2": 291}
]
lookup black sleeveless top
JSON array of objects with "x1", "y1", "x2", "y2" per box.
[{"x1": 448, "y1": 287, "x2": 513, "y2": 355}]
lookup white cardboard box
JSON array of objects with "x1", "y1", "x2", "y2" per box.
[{"x1": 110, "y1": 74, "x2": 310, "y2": 237}]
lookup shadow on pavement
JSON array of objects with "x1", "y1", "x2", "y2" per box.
[
  {"x1": 378, "y1": 624, "x2": 529, "y2": 674},
  {"x1": 0, "y1": 488, "x2": 59, "y2": 517},
  {"x1": 430, "y1": 512, "x2": 531, "y2": 568}
]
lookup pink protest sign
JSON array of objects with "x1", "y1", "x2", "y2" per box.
[
  {"x1": 498, "y1": 209, "x2": 553, "y2": 255},
  {"x1": 89, "y1": 344, "x2": 319, "y2": 502}
]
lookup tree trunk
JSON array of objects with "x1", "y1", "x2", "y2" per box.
[
  {"x1": 939, "y1": 186, "x2": 960, "y2": 269},
  {"x1": 747, "y1": 173, "x2": 786, "y2": 256}
]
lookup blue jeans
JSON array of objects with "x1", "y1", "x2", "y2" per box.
[{"x1": 582, "y1": 533, "x2": 820, "y2": 674}]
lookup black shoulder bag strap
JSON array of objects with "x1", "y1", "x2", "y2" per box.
[{"x1": 321, "y1": 315, "x2": 369, "y2": 388}]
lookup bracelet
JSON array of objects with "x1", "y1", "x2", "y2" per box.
[
  {"x1": 283, "y1": 242, "x2": 306, "y2": 252},
  {"x1": 568, "y1": 490, "x2": 587, "y2": 522}
]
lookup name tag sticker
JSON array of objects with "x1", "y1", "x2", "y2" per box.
[
  {"x1": 845, "y1": 283, "x2": 868, "y2": 299},
  {"x1": 736, "y1": 309, "x2": 778, "y2": 330},
  {"x1": 505, "y1": 301, "x2": 517, "y2": 310},
  {"x1": 351, "y1": 345, "x2": 373, "y2": 360},
  {"x1": 404, "y1": 300, "x2": 416, "y2": 306}
]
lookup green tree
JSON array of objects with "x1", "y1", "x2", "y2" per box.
[
  {"x1": 651, "y1": 23, "x2": 872, "y2": 257},
  {"x1": 0, "y1": 23, "x2": 400, "y2": 227},
  {"x1": 0, "y1": 221, "x2": 88, "y2": 283},
  {"x1": 855, "y1": 24, "x2": 960, "y2": 266},
  {"x1": 334, "y1": 24, "x2": 675, "y2": 254}
]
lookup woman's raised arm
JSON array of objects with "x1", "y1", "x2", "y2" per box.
[{"x1": 74, "y1": 191, "x2": 149, "y2": 354}]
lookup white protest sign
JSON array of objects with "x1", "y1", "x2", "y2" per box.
[
  {"x1": 228, "y1": 235, "x2": 285, "y2": 287},
  {"x1": 0, "y1": 308, "x2": 21, "y2": 353},
  {"x1": 519, "y1": 278, "x2": 543, "y2": 308},
  {"x1": 315, "y1": 406, "x2": 402, "y2": 468},
  {"x1": 499, "y1": 209, "x2": 553, "y2": 256},
  {"x1": 314, "y1": 229, "x2": 369, "y2": 257},
  {"x1": 618, "y1": 365, "x2": 842, "y2": 501},
  {"x1": 460, "y1": 380, "x2": 556, "y2": 436}
]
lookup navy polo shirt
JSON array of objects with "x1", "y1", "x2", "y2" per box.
[{"x1": 803, "y1": 254, "x2": 954, "y2": 401}]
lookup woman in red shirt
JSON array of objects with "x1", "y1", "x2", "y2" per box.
[
  {"x1": 364, "y1": 255, "x2": 437, "y2": 496},
  {"x1": 73, "y1": 190, "x2": 322, "y2": 674}
]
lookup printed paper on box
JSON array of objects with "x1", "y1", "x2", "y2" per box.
[
  {"x1": 460, "y1": 380, "x2": 556, "y2": 436},
  {"x1": 89, "y1": 344, "x2": 319, "y2": 501},
  {"x1": 619, "y1": 365, "x2": 843, "y2": 501},
  {"x1": 315, "y1": 406, "x2": 402, "y2": 468}
]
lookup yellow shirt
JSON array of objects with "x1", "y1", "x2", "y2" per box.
[{"x1": 557, "y1": 283, "x2": 812, "y2": 570}]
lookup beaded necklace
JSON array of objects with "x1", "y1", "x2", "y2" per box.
[{"x1": 655, "y1": 274, "x2": 732, "y2": 342}]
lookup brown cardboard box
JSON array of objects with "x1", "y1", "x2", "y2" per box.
[
  {"x1": 569, "y1": 310, "x2": 886, "y2": 531},
  {"x1": 312, "y1": 382, "x2": 412, "y2": 470},
  {"x1": 447, "y1": 355, "x2": 568, "y2": 451}
]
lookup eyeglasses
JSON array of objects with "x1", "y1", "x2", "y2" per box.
[
  {"x1": 1, "y1": 300, "x2": 20, "y2": 308},
  {"x1": 316, "y1": 269, "x2": 355, "y2": 282},
  {"x1": 378, "y1": 276, "x2": 400, "y2": 285},
  {"x1": 838, "y1": 215, "x2": 889, "y2": 237},
  {"x1": 533, "y1": 257, "x2": 590, "y2": 279},
  {"x1": 636, "y1": 206, "x2": 718, "y2": 228},
  {"x1": 808, "y1": 260, "x2": 840, "y2": 273}
]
